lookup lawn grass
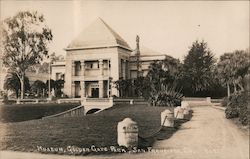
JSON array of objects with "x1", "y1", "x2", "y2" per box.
[
  {"x1": 0, "y1": 104, "x2": 191, "y2": 156},
  {"x1": 0, "y1": 103, "x2": 80, "y2": 123}
]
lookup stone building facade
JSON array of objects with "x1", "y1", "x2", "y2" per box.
[{"x1": 51, "y1": 18, "x2": 169, "y2": 98}]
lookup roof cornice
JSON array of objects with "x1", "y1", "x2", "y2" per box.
[{"x1": 65, "y1": 44, "x2": 132, "y2": 52}]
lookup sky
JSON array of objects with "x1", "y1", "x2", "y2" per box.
[{"x1": 0, "y1": 0, "x2": 249, "y2": 61}]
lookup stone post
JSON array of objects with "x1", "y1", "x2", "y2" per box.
[
  {"x1": 206, "y1": 97, "x2": 211, "y2": 104},
  {"x1": 99, "y1": 80, "x2": 103, "y2": 98},
  {"x1": 174, "y1": 106, "x2": 184, "y2": 119},
  {"x1": 117, "y1": 118, "x2": 138, "y2": 147},
  {"x1": 161, "y1": 109, "x2": 174, "y2": 127},
  {"x1": 80, "y1": 60, "x2": 85, "y2": 76},
  {"x1": 181, "y1": 101, "x2": 190, "y2": 115}
]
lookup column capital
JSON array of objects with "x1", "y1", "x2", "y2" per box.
[
  {"x1": 80, "y1": 60, "x2": 85, "y2": 64},
  {"x1": 99, "y1": 59, "x2": 103, "y2": 63}
]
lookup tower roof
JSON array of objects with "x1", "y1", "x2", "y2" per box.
[{"x1": 66, "y1": 18, "x2": 131, "y2": 51}]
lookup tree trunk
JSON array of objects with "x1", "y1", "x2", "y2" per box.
[
  {"x1": 227, "y1": 83, "x2": 230, "y2": 97},
  {"x1": 238, "y1": 83, "x2": 244, "y2": 92},
  {"x1": 233, "y1": 82, "x2": 237, "y2": 93},
  {"x1": 16, "y1": 90, "x2": 19, "y2": 98},
  {"x1": 20, "y1": 74, "x2": 25, "y2": 99},
  {"x1": 42, "y1": 89, "x2": 45, "y2": 97}
]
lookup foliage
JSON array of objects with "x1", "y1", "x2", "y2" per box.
[
  {"x1": 225, "y1": 91, "x2": 249, "y2": 126},
  {"x1": 114, "y1": 79, "x2": 132, "y2": 97},
  {"x1": 1, "y1": 11, "x2": 53, "y2": 99},
  {"x1": 0, "y1": 90, "x2": 8, "y2": 103},
  {"x1": 31, "y1": 80, "x2": 46, "y2": 97},
  {"x1": 44, "y1": 79, "x2": 65, "y2": 97},
  {"x1": 149, "y1": 83, "x2": 183, "y2": 107},
  {"x1": 26, "y1": 62, "x2": 49, "y2": 74},
  {"x1": 181, "y1": 40, "x2": 216, "y2": 95},
  {"x1": 54, "y1": 79, "x2": 64, "y2": 97},
  {"x1": 221, "y1": 97, "x2": 229, "y2": 107},
  {"x1": 216, "y1": 50, "x2": 250, "y2": 96},
  {"x1": 144, "y1": 57, "x2": 183, "y2": 106},
  {"x1": 3, "y1": 72, "x2": 30, "y2": 98},
  {"x1": 147, "y1": 57, "x2": 182, "y2": 87}
]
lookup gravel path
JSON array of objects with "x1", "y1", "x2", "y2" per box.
[
  {"x1": 0, "y1": 105, "x2": 249, "y2": 159},
  {"x1": 152, "y1": 105, "x2": 249, "y2": 159}
]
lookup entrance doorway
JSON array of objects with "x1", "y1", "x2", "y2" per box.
[{"x1": 91, "y1": 88, "x2": 99, "y2": 98}]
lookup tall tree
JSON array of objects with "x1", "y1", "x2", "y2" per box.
[
  {"x1": 1, "y1": 11, "x2": 53, "y2": 99},
  {"x1": 217, "y1": 50, "x2": 250, "y2": 96},
  {"x1": 182, "y1": 40, "x2": 216, "y2": 95}
]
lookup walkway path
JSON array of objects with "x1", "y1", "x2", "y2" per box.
[
  {"x1": 152, "y1": 105, "x2": 249, "y2": 159},
  {"x1": 0, "y1": 105, "x2": 249, "y2": 159}
]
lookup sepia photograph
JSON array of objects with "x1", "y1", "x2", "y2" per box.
[{"x1": 0, "y1": 0, "x2": 249, "y2": 159}]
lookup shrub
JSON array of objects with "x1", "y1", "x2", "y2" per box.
[
  {"x1": 238, "y1": 91, "x2": 249, "y2": 126},
  {"x1": 225, "y1": 106, "x2": 238, "y2": 119},
  {"x1": 225, "y1": 93, "x2": 240, "y2": 119},
  {"x1": 225, "y1": 91, "x2": 249, "y2": 126},
  {"x1": 221, "y1": 97, "x2": 229, "y2": 107},
  {"x1": 149, "y1": 84, "x2": 183, "y2": 107}
]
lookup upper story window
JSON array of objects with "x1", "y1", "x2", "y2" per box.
[{"x1": 85, "y1": 61, "x2": 99, "y2": 69}]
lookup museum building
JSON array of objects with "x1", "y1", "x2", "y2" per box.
[{"x1": 51, "y1": 18, "x2": 169, "y2": 99}]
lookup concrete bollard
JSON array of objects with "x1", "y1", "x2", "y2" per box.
[
  {"x1": 129, "y1": 99, "x2": 133, "y2": 105},
  {"x1": 16, "y1": 98, "x2": 20, "y2": 104},
  {"x1": 161, "y1": 109, "x2": 174, "y2": 127},
  {"x1": 181, "y1": 101, "x2": 190, "y2": 115},
  {"x1": 206, "y1": 97, "x2": 211, "y2": 104},
  {"x1": 174, "y1": 106, "x2": 184, "y2": 119},
  {"x1": 117, "y1": 118, "x2": 138, "y2": 147},
  {"x1": 174, "y1": 106, "x2": 180, "y2": 118}
]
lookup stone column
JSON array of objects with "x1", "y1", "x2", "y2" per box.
[
  {"x1": 81, "y1": 81, "x2": 85, "y2": 98},
  {"x1": 71, "y1": 82, "x2": 75, "y2": 98},
  {"x1": 80, "y1": 60, "x2": 85, "y2": 76},
  {"x1": 99, "y1": 80, "x2": 103, "y2": 98},
  {"x1": 72, "y1": 61, "x2": 75, "y2": 76},
  {"x1": 122, "y1": 59, "x2": 126, "y2": 79},
  {"x1": 99, "y1": 59, "x2": 103, "y2": 76}
]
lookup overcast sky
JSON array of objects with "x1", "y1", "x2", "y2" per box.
[{"x1": 0, "y1": 0, "x2": 249, "y2": 60}]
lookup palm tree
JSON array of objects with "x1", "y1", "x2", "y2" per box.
[{"x1": 4, "y1": 72, "x2": 30, "y2": 98}]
